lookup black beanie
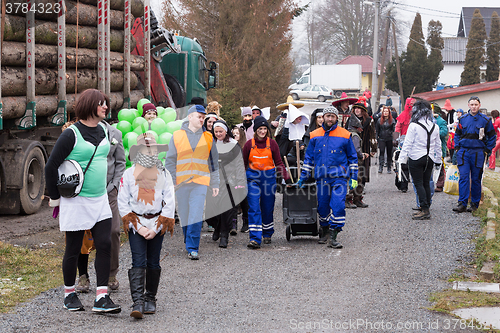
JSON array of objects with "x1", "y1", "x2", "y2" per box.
[{"x1": 253, "y1": 116, "x2": 269, "y2": 132}]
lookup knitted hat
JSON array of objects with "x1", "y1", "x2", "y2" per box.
[
  {"x1": 241, "y1": 107, "x2": 252, "y2": 117},
  {"x1": 142, "y1": 103, "x2": 157, "y2": 117},
  {"x1": 323, "y1": 106, "x2": 339, "y2": 116},
  {"x1": 253, "y1": 116, "x2": 270, "y2": 132},
  {"x1": 188, "y1": 104, "x2": 206, "y2": 115}
]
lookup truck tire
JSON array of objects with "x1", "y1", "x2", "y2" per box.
[
  {"x1": 318, "y1": 95, "x2": 326, "y2": 102},
  {"x1": 291, "y1": 93, "x2": 299, "y2": 100},
  {"x1": 20, "y1": 147, "x2": 45, "y2": 215},
  {"x1": 164, "y1": 74, "x2": 186, "y2": 108}
]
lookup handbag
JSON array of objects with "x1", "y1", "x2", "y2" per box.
[
  {"x1": 57, "y1": 144, "x2": 100, "y2": 198},
  {"x1": 443, "y1": 164, "x2": 460, "y2": 196}
]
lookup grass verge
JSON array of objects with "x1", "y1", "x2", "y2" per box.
[
  {"x1": 0, "y1": 241, "x2": 64, "y2": 313},
  {"x1": 428, "y1": 172, "x2": 500, "y2": 331}
]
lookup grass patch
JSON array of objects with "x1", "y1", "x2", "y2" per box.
[
  {"x1": 429, "y1": 290, "x2": 500, "y2": 312},
  {"x1": 0, "y1": 241, "x2": 64, "y2": 313}
]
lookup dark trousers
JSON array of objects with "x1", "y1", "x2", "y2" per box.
[
  {"x1": 128, "y1": 230, "x2": 164, "y2": 269},
  {"x1": 408, "y1": 156, "x2": 434, "y2": 209},
  {"x1": 378, "y1": 139, "x2": 393, "y2": 168},
  {"x1": 213, "y1": 207, "x2": 237, "y2": 238},
  {"x1": 63, "y1": 218, "x2": 112, "y2": 287}
]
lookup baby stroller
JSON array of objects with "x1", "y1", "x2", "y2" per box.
[{"x1": 283, "y1": 167, "x2": 318, "y2": 241}]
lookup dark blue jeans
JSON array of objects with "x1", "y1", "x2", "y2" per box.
[{"x1": 128, "y1": 230, "x2": 164, "y2": 269}]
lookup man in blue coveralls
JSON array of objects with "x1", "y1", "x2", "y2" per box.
[
  {"x1": 453, "y1": 96, "x2": 496, "y2": 213},
  {"x1": 297, "y1": 106, "x2": 358, "y2": 248}
]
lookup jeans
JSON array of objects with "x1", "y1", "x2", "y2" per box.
[
  {"x1": 176, "y1": 183, "x2": 208, "y2": 253},
  {"x1": 408, "y1": 156, "x2": 434, "y2": 209},
  {"x1": 413, "y1": 180, "x2": 434, "y2": 208},
  {"x1": 128, "y1": 230, "x2": 164, "y2": 269}
]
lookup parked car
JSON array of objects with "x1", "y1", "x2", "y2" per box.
[{"x1": 290, "y1": 85, "x2": 333, "y2": 102}]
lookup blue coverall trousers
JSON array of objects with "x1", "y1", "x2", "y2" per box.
[
  {"x1": 246, "y1": 168, "x2": 276, "y2": 245},
  {"x1": 316, "y1": 177, "x2": 348, "y2": 231},
  {"x1": 457, "y1": 148, "x2": 485, "y2": 207}
]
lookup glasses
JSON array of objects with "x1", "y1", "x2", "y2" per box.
[
  {"x1": 98, "y1": 100, "x2": 107, "y2": 107},
  {"x1": 468, "y1": 96, "x2": 480, "y2": 103}
]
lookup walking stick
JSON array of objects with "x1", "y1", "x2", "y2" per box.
[
  {"x1": 296, "y1": 140, "x2": 301, "y2": 176},
  {"x1": 283, "y1": 156, "x2": 294, "y2": 183}
]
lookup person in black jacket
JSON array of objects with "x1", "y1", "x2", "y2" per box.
[{"x1": 376, "y1": 105, "x2": 396, "y2": 173}]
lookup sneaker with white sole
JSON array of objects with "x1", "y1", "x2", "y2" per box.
[
  {"x1": 188, "y1": 251, "x2": 199, "y2": 260},
  {"x1": 92, "y1": 295, "x2": 121, "y2": 313},
  {"x1": 64, "y1": 292, "x2": 85, "y2": 311}
]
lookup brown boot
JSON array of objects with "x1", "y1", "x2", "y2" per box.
[{"x1": 412, "y1": 208, "x2": 430, "y2": 220}]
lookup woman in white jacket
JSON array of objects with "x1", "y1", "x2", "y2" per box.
[
  {"x1": 118, "y1": 133, "x2": 175, "y2": 319},
  {"x1": 398, "y1": 100, "x2": 442, "y2": 220}
]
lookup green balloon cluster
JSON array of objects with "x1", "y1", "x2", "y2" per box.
[{"x1": 115, "y1": 100, "x2": 180, "y2": 168}]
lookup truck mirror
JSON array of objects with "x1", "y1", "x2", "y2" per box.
[{"x1": 208, "y1": 70, "x2": 217, "y2": 89}]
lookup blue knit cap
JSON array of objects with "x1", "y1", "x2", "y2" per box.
[{"x1": 188, "y1": 104, "x2": 206, "y2": 115}]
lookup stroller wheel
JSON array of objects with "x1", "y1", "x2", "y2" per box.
[{"x1": 286, "y1": 225, "x2": 291, "y2": 241}]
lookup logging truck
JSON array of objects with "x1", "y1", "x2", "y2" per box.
[{"x1": 0, "y1": 0, "x2": 218, "y2": 214}]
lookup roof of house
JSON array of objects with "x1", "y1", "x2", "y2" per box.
[
  {"x1": 336, "y1": 55, "x2": 381, "y2": 73},
  {"x1": 442, "y1": 37, "x2": 467, "y2": 63},
  {"x1": 413, "y1": 80, "x2": 500, "y2": 101},
  {"x1": 458, "y1": 7, "x2": 500, "y2": 37}
]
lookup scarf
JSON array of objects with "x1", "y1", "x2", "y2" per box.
[{"x1": 135, "y1": 152, "x2": 164, "y2": 171}]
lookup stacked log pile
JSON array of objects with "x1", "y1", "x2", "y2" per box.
[{"x1": 1, "y1": 0, "x2": 146, "y2": 119}]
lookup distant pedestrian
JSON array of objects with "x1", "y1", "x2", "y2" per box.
[
  {"x1": 488, "y1": 110, "x2": 500, "y2": 170},
  {"x1": 376, "y1": 105, "x2": 396, "y2": 174},
  {"x1": 453, "y1": 96, "x2": 496, "y2": 212},
  {"x1": 386, "y1": 96, "x2": 393, "y2": 107}
]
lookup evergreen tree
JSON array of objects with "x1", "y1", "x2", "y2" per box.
[
  {"x1": 161, "y1": 0, "x2": 297, "y2": 124},
  {"x1": 385, "y1": 13, "x2": 428, "y2": 98},
  {"x1": 460, "y1": 9, "x2": 486, "y2": 86},
  {"x1": 426, "y1": 20, "x2": 444, "y2": 90},
  {"x1": 486, "y1": 11, "x2": 500, "y2": 82}
]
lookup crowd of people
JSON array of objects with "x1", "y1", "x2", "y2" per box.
[{"x1": 45, "y1": 88, "x2": 497, "y2": 319}]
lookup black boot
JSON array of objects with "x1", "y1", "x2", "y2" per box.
[
  {"x1": 212, "y1": 223, "x2": 220, "y2": 241},
  {"x1": 318, "y1": 226, "x2": 330, "y2": 244},
  {"x1": 128, "y1": 267, "x2": 145, "y2": 319},
  {"x1": 240, "y1": 217, "x2": 249, "y2": 233},
  {"x1": 230, "y1": 219, "x2": 237, "y2": 236},
  {"x1": 144, "y1": 268, "x2": 161, "y2": 314},
  {"x1": 328, "y1": 229, "x2": 343, "y2": 249}
]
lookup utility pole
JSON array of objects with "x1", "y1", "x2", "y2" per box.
[
  {"x1": 370, "y1": 0, "x2": 379, "y2": 110},
  {"x1": 393, "y1": 20, "x2": 404, "y2": 111},
  {"x1": 377, "y1": 10, "x2": 391, "y2": 108}
]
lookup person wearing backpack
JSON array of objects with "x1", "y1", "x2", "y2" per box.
[{"x1": 397, "y1": 100, "x2": 442, "y2": 220}]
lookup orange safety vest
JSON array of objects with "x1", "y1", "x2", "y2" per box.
[
  {"x1": 173, "y1": 130, "x2": 213, "y2": 186},
  {"x1": 248, "y1": 138, "x2": 275, "y2": 171}
]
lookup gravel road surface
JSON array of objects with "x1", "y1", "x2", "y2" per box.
[{"x1": 0, "y1": 163, "x2": 481, "y2": 333}]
